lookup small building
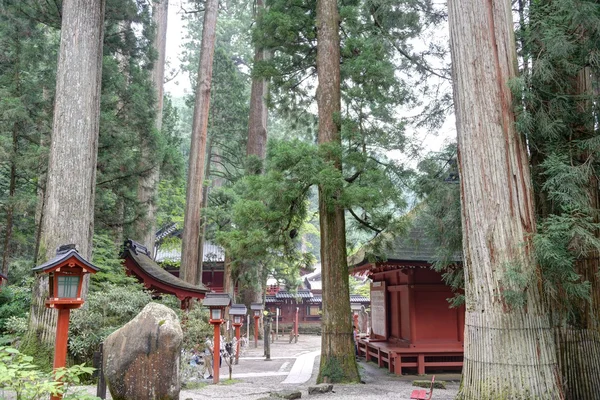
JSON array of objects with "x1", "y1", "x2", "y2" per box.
[{"x1": 349, "y1": 224, "x2": 464, "y2": 375}]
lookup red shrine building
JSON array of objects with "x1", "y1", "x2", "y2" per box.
[{"x1": 349, "y1": 223, "x2": 465, "y2": 375}]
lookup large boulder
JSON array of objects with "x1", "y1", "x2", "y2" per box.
[{"x1": 103, "y1": 302, "x2": 183, "y2": 400}]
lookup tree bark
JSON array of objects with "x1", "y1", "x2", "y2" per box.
[
  {"x1": 315, "y1": 0, "x2": 360, "y2": 384},
  {"x1": 246, "y1": 0, "x2": 269, "y2": 164},
  {"x1": 448, "y1": 0, "x2": 563, "y2": 397},
  {"x1": 26, "y1": 0, "x2": 105, "y2": 348},
  {"x1": 136, "y1": 0, "x2": 169, "y2": 252},
  {"x1": 180, "y1": 0, "x2": 219, "y2": 284}
]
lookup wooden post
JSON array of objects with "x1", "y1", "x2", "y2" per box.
[
  {"x1": 253, "y1": 315, "x2": 260, "y2": 348},
  {"x1": 95, "y1": 343, "x2": 106, "y2": 399},
  {"x1": 417, "y1": 353, "x2": 425, "y2": 375},
  {"x1": 213, "y1": 322, "x2": 221, "y2": 384},
  {"x1": 234, "y1": 324, "x2": 241, "y2": 365},
  {"x1": 295, "y1": 307, "x2": 299, "y2": 343}
]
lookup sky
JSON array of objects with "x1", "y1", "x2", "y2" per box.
[{"x1": 164, "y1": 0, "x2": 192, "y2": 97}]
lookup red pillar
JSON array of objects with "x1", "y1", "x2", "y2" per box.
[
  {"x1": 294, "y1": 307, "x2": 299, "y2": 342},
  {"x1": 253, "y1": 316, "x2": 260, "y2": 348},
  {"x1": 212, "y1": 322, "x2": 221, "y2": 384},
  {"x1": 51, "y1": 308, "x2": 71, "y2": 400}
]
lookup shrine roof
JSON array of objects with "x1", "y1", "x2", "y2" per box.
[
  {"x1": 122, "y1": 239, "x2": 209, "y2": 294},
  {"x1": 306, "y1": 294, "x2": 370, "y2": 304},
  {"x1": 32, "y1": 245, "x2": 100, "y2": 273},
  {"x1": 348, "y1": 219, "x2": 461, "y2": 273},
  {"x1": 155, "y1": 242, "x2": 225, "y2": 263}
]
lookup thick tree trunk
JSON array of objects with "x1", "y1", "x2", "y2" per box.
[
  {"x1": 26, "y1": 0, "x2": 105, "y2": 349},
  {"x1": 315, "y1": 0, "x2": 359, "y2": 384},
  {"x1": 136, "y1": 0, "x2": 169, "y2": 252},
  {"x1": 448, "y1": 0, "x2": 563, "y2": 398},
  {"x1": 195, "y1": 138, "x2": 213, "y2": 285},
  {"x1": 180, "y1": 0, "x2": 219, "y2": 284},
  {"x1": 246, "y1": 0, "x2": 269, "y2": 164},
  {"x1": 241, "y1": 0, "x2": 271, "y2": 306}
]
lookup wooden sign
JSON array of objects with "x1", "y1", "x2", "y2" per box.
[{"x1": 370, "y1": 281, "x2": 387, "y2": 339}]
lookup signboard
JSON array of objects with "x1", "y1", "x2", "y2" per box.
[{"x1": 370, "y1": 281, "x2": 387, "y2": 339}]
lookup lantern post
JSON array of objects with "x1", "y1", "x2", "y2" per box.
[
  {"x1": 229, "y1": 304, "x2": 247, "y2": 365},
  {"x1": 250, "y1": 303, "x2": 264, "y2": 348},
  {"x1": 32, "y1": 245, "x2": 99, "y2": 400},
  {"x1": 203, "y1": 293, "x2": 231, "y2": 384}
]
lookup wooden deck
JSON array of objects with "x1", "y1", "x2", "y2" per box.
[{"x1": 357, "y1": 338, "x2": 463, "y2": 375}]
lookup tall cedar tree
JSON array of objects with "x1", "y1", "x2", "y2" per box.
[
  {"x1": 315, "y1": 0, "x2": 360, "y2": 384},
  {"x1": 25, "y1": 0, "x2": 105, "y2": 351},
  {"x1": 180, "y1": 0, "x2": 220, "y2": 284},
  {"x1": 448, "y1": 0, "x2": 563, "y2": 397},
  {"x1": 242, "y1": 0, "x2": 270, "y2": 305},
  {"x1": 136, "y1": 0, "x2": 169, "y2": 252}
]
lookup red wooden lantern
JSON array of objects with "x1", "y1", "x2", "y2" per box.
[
  {"x1": 33, "y1": 244, "x2": 99, "y2": 309},
  {"x1": 250, "y1": 302, "x2": 264, "y2": 349},
  {"x1": 229, "y1": 304, "x2": 247, "y2": 365},
  {"x1": 32, "y1": 244, "x2": 99, "y2": 400},
  {"x1": 203, "y1": 293, "x2": 231, "y2": 384}
]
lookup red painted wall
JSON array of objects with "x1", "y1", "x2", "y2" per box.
[{"x1": 370, "y1": 264, "x2": 465, "y2": 349}]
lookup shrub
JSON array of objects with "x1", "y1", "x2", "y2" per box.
[{"x1": 0, "y1": 346, "x2": 100, "y2": 400}]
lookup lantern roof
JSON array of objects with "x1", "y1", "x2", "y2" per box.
[
  {"x1": 229, "y1": 303, "x2": 247, "y2": 315},
  {"x1": 32, "y1": 245, "x2": 99, "y2": 274},
  {"x1": 250, "y1": 302, "x2": 264, "y2": 311},
  {"x1": 203, "y1": 293, "x2": 231, "y2": 307}
]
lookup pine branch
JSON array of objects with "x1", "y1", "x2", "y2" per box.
[{"x1": 348, "y1": 207, "x2": 383, "y2": 234}]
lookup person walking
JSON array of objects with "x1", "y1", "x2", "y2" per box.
[{"x1": 202, "y1": 335, "x2": 214, "y2": 379}]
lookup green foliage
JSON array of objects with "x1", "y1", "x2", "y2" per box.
[
  {"x1": 179, "y1": 305, "x2": 211, "y2": 351},
  {"x1": 0, "y1": 346, "x2": 99, "y2": 400},
  {"x1": 89, "y1": 233, "x2": 134, "y2": 288},
  {"x1": 209, "y1": 139, "x2": 320, "y2": 290},
  {"x1": 0, "y1": 1, "x2": 58, "y2": 276},
  {"x1": 414, "y1": 144, "x2": 463, "y2": 306},
  {"x1": 515, "y1": 0, "x2": 600, "y2": 322},
  {"x1": 0, "y1": 284, "x2": 31, "y2": 344},
  {"x1": 348, "y1": 277, "x2": 370, "y2": 298},
  {"x1": 500, "y1": 260, "x2": 533, "y2": 309},
  {"x1": 68, "y1": 284, "x2": 153, "y2": 363}
]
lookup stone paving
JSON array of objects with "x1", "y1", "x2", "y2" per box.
[
  {"x1": 177, "y1": 334, "x2": 460, "y2": 400},
  {"x1": 11, "y1": 334, "x2": 461, "y2": 400}
]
